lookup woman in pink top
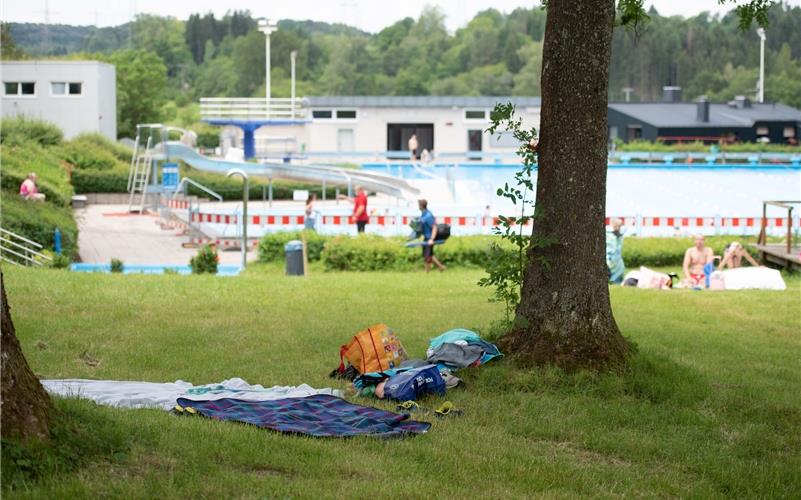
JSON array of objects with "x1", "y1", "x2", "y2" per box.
[{"x1": 19, "y1": 173, "x2": 46, "y2": 201}]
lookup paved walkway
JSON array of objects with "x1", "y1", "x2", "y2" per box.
[{"x1": 76, "y1": 205, "x2": 257, "y2": 266}]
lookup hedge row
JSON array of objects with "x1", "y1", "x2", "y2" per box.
[
  {"x1": 617, "y1": 139, "x2": 801, "y2": 153},
  {"x1": 258, "y1": 232, "x2": 766, "y2": 272}
]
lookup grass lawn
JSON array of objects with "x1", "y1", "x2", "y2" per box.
[{"x1": 2, "y1": 265, "x2": 800, "y2": 498}]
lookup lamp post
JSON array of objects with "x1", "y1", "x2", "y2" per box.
[
  {"x1": 258, "y1": 18, "x2": 278, "y2": 117},
  {"x1": 290, "y1": 50, "x2": 297, "y2": 119},
  {"x1": 226, "y1": 168, "x2": 249, "y2": 269},
  {"x1": 756, "y1": 27, "x2": 766, "y2": 103}
]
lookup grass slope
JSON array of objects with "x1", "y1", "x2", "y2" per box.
[{"x1": 2, "y1": 266, "x2": 800, "y2": 498}]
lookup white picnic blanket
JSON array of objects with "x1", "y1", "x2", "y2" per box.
[
  {"x1": 721, "y1": 267, "x2": 786, "y2": 290},
  {"x1": 42, "y1": 378, "x2": 343, "y2": 411}
]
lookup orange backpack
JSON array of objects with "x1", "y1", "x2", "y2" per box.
[{"x1": 339, "y1": 324, "x2": 408, "y2": 374}]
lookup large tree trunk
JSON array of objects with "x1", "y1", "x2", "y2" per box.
[
  {"x1": 1, "y1": 271, "x2": 52, "y2": 441},
  {"x1": 502, "y1": 0, "x2": 630, "y2": 371}
]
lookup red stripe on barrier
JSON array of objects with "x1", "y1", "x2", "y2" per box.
[
  {"x1": 281, "y1": 216, "x2": 289, "y2": 225},
  {"x1": 252, "y1": 216, "x2": 260, "y2": 225},
  {"x1": 746, "y1": 217, "x2": 754, "y2": 227},
  {"x1": 775, "y1": 218, "x2": 783, "y2": 227},
  {"x1": 653, "y1": 217, "x2": 661, "y2": 226},
  {"x1": 696, "y1": 217, "x2": 703, "y2": 226},
  {"x1": 377, "y1": 216, "x2": 385, "y2": 225},
  {"x1": 667, "y1": 217, "x2": 674, "y2": 227},
  {"x1": 458, "y1": 217, "x2": 466, "y2": 226},
  {"x1": 268, "y1": 216, "x2": 275, "y2": 224},
  {"x1": 298, "y1": 216, "x2": 304, "y2": 224}
]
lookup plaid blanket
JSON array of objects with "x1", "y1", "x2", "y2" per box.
[{"x1": 175, "y1": 394, "x2": 431, "y2": 438}]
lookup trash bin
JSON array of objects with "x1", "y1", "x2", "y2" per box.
[{"x1": 285, "y1": 240, "x2": 304, "y2": 276}]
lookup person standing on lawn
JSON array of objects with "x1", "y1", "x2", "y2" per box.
[
  {"x1": 339, "y1": 186, "x2": 369, "y2": 233},
  {"x1": 419, "y1": 199, "x2": 446, "y2": 273}
]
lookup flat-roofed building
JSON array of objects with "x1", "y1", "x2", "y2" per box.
[{"x1": 1, "y1": 60, "x2": 116, "y2": 139}]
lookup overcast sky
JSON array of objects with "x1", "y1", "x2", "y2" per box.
[{"x1": 3, "y1": 0, "x2": 799, "y2": 32}]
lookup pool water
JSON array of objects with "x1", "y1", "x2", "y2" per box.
[{"x1": 70, "y1": 263, "x2": 242, "y2": 276}]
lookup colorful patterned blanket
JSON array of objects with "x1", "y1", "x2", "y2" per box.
[{"x1": 175, "y1": 394, "x2": 431, "y2": 438}]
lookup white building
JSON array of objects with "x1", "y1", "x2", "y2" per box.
[
  {"x1": 1, "y1": 61, "x2": 116, "y2": 140},
  {"x1": 219, "y1": 96, "x2": 540, "y2": 160}
]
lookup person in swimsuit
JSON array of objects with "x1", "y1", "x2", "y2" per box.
[
  {"x1": 682, "y1": 234, "x2": 714, "y2": 286},
  {"x1": 718, "y1": 241, "x2": 759, "y2": 270}
]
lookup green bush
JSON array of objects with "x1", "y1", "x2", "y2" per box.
[
  {"x1": 0, "y1": 190, "x2": 78, "y2": 257},
  {"x1": 322, "y1": 234, "x2": 418, "y2": 271},
  {"x1": 257, "y1": 231, "x2": 329, "y2": 263},
  {"x1": 49, "y1": 253, "x2": 71, "y2": 269},
  {"x1": 70, "y1": 133, "x2": 133, "y2": 162},
  {"x1": 110, "y1": 258, "x2": 124, "y2": 273},
  {"x1": 59, "y1": 142, "x2": 121, "y2": 171},
  {"x1": 71, "y1": 168, "x2": 129, "y2": 193},
  {"x1": 618, "y1": 139, "x2": 801, "y2": 154},
  {"x1": 0, "y1": 117, "x2": 63, "y2": 147},
  {"x1": 190, "y1": 245, "x2": 219, "y2": 274}
]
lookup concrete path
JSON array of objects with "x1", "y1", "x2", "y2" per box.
[{"x1": 75, "y1": 205, "x2": 257, "y2": 266}]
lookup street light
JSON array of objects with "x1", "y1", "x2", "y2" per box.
[
  {"x1": 290, "y1": 50, "x2": 298, "y2": 119},
  {"x1": 226, "y1": 168, "x2": 249, "y2": 269},
  {"x1": 258, "y1": 18, "x2": 278, "y2": 117},
  {"x1": 756, "y1": 27, "x2": 766, "y2": 103}
]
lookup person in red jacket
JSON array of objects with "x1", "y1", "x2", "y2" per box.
[{"x1": 339, "y1": 186, "x2": 369, "y2": 233}]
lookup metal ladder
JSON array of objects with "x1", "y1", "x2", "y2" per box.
[{"x1": 128, "y1": 135, "x2": 153, "y2": 213}]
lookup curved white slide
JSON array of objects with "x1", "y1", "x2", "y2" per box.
[{"x1": 163, "y1": 142, "x2": 420, "y2": 199}]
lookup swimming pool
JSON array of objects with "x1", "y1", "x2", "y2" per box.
[{"x1": 361, "y1": 162, "x2": 801, "y2": 219}]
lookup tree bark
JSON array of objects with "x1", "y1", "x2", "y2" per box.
[
  {"x1": 502, "y1": 0, "x2": 630, "y2": 371},
  {"x1": 1, "y1": 271, "x2": 52, "y2": 441}
]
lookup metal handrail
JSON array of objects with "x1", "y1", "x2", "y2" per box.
[
  {"x1": 0, "y1": 227, "x2": 52, "y2": 266},
  {"x1": 174, "y1": 177, "x2": 223, "y2": 203},
  {"x1": 200, "y1": 97, "x2": 308, "y2": 120},
  {"x1": 0, "y1": 227, "x2": 45, "y2": 249}
]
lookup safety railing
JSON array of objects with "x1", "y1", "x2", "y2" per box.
[
  {"x1": 200, "y1": 97, "x2": 308, "y2": 121},
  {"x1": 0, "y1": 227, "x2": 52, "y2": 266}
]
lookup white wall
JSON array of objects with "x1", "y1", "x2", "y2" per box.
[
  {"x1": 1, "y1": 61, "x2": 116, "y2": 139},
  {"x1": 247, "y1": 105, "x2": 540, "y2": 155}
]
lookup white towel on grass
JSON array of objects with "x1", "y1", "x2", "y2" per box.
[{"x1": 42, "y1": 378, "x2": 343, "y2": 411}]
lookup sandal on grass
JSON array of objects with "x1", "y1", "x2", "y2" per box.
[
  {"x1": 396, "y1": 400, "x2": 422, "y2": 413},
  {"x1": 434, "y1": 401, "x2": 463, "y2": 418}
]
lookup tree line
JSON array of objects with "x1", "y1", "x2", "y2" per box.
[{"x1": 3, "y1": 3, "x2": 800, "y2": 137}]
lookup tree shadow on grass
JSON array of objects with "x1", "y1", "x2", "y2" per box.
[
  {"x1": 468, "y1": 350, "x2": 710, "y2": 408},
  {"x1": 1, "y1": 397, "x2": 153, "y2": 492}
]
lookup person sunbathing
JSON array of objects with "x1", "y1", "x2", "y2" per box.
[
  {"x1": 682, "y1": 234, "x2": 714, "y2": 286},
  {"x1": 718, "y1": 241, "x2": 759, "y2": 270}
]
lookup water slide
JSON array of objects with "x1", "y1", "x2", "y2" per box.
[{"x1": 161, "y1": 142, "x2": 420, "y2": 200}]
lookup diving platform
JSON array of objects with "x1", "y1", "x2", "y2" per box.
[{"x1": 200, "y1": 97, "x2": 309, "y2": 159}]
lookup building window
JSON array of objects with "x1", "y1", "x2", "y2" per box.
[
  {"x1": 468, "y1": 130, "x2": 483, "y2": 151},
  {"x1": 4, "y1": 82, "x2": 36, "y2": 96},
  {"x1": 465, "y1": 110, "x2": 486, "y2": 120},
  {"x1": 756, "y1": 126, "x2": 769, "y2": 136},
  {"x1": 336, "y1": 110, "x2": 357, "y2": 119},
  {"x1": 627, "y1": 125, "x2": 642, "y2": 141},
  {"x1": 51, "y1": 81, "x2": 83, "y2": 96},
  {"x1": 312, "y1": 110, "x2": 332, "y2": 119},
  {"x1": 783, "y1": 127, "x2": 795, "y2": 138}
]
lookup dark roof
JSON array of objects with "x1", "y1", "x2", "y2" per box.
[
  {"x1": 608, "y1": 102, "x2": 801, "y2": 128},
  {"x1": 307, "y1": 96, "x2": 541, "y2": 108}
]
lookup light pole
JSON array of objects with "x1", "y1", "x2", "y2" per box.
[
  {"x1": 226, "y1": 168, "x2": 249, "y2": 269},
  {"x1": 757, "y1": 27, "x2": 766, "y2": 103},
  {"x1": 290, "y1": 50, "x2": 297, "y2": 119},
  {"x1": 258, "y1": 18, "x2": 278, "y2": 117}
]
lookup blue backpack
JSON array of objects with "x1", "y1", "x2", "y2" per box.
[{"x1": 383, "y1": 365, "x2": 446, "y2": 401}]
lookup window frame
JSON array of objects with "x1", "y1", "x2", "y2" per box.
[
  {"x1": 3, "y1": 81, "x2": 37, "y2": 97},
  {"x1": 50, "y1": 81, "x2": 84, "y2": 97},
  {"x1": 464, "y1": 109, "x2": 487, "y2": 121}
]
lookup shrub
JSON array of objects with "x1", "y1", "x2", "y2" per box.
[
  {"x1": 110, "y1": 258, "x2": 124, "y2": 273},
  {"x1": 322, "y1": 235, "x2": 418, "y2": 271},
  {"x1": 622, "y1": 235, "x2": 761, "y2": 268},
  {"x1": 190, "y1": 245, "x2": 218, "y2": 274},
  {"x1": 69, "y1": 133, "x2": 133, "y2": 162},
  {"x1": 71, "y1": 168, "x2": 129, "y2": 193},
  {"x1": 49, "y1": 254, "x2": 71, "y2": 269},
  {"x1": 258, "y1": 231, "x2": 328, "y2": 263},
  {"x1": 59, "y1": 142, "x2": 121, "y2": 171},
  {"x1": 0, "y1": 117, "x2": 63, "y2": 147}
]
